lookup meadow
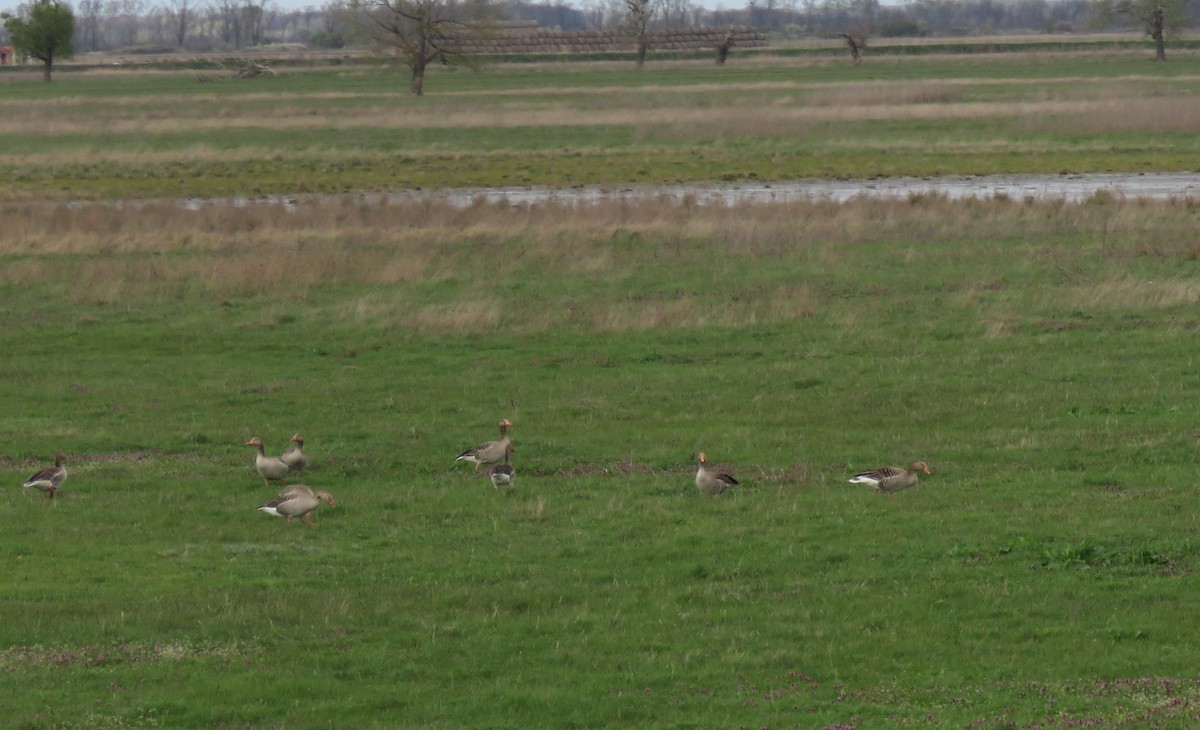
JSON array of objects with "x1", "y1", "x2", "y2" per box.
[
  {"x1": 1, "y1": 45, "x2": 1200, "y2": 198},
  {"x1": 2, "y1": 45, "x2": 1200, "y2": 729}
]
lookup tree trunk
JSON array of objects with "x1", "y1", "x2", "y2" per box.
[
  {"x1": 716, "y1": 32, "x2": 734, "y2": 65},
  {"x1": 840, "y1": 33, "x2": 863, "y2": 65},
  {"x1": 635, "y1": 38, "x2": 647, "y2": 70},
  {"x1": 42, "y1": 55, "x2": 52, "y2": 83},
  {"x1": 1151, "y1": 7, "x2": 1165, "y2": 61},
  {"x1": 176, "y1": 12, "x2": 189, "y2": 48},
  {"x1": 410, "y1": 57, "x2": 426, "y2": 96}
]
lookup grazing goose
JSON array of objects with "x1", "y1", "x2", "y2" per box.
[
  {"x1": 23, "y1": 452, "x2": 67, "y2": 499},
  {"x1": 245, "y1": 437, "x2": 290, "y2": 487},
  {"x1": 276, "y1": 483, "x2": 335, "y2": 504},
  {"x1": 485, "y1": 447, "x2": 515, "y2": 490},
  {"x1": 695, "y1": 453, "x2": 738, "y2": 495},
  {"x1": 258, "y1": 488, "x2": 335, "y2": 526},
  {"x1": 455, "y1": 419, "x2": 514, "y2": 471},
  {"x1": 848, "y1": 461, "x2": 931, "y2": 494},
  {"x1": 279, "y1": 434, "x2": 310, "y2": 474}
]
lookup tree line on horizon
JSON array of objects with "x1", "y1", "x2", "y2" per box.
[
  {"x1": 0, "y1": 0, "x2": 1194, "y2": 56},
  {"x1": 0, "y1": 0, "x2": 1192, "y2": 88}
]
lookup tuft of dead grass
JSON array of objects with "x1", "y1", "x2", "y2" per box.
[{"x1": 1059, "y1": 278, "x2": 1200, "y2": 312}]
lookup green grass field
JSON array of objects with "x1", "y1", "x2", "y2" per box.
[
  {"x1": 1, "y1": 47, "x2": 1199, "y2": 199},
  {"x1": 3, "y1": 45, "x2": 1200, "y2": 729}
]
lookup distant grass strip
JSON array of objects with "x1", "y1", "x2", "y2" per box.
[{"x1": 1, "y1": 51, "x2": 1199, "y2": 198}]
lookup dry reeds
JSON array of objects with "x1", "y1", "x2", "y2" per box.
[{"x1": 5, "y1": 195, "x2": 1200, "y2": 332}]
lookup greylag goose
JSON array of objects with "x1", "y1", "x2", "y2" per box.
[
  {"x1": 695, "y1": 453, "x2": 738, "y2": 495},
  {"x1": 258, "y1": 487, "x2": 335, "y2": 526},
  {"x1": 279, "y1": 433, "x2": 310, "y2": 474},
  {"x1": 455, "y1": 419, "x2": 514, "y2": 471},
  {"x1": 485, "y1": 447, "x2": 515, "y2": 490},
  {"x1": 23, "y1": 452, "x2": 67, "y2": 499},
  {"x1": 276, "y1": 483, "x2": 334, "y2": 503},
  {"x1": 245, "y1": 437, "x2": 290, "y2": 487},
  {"x1": 848, "y1": 461, "x2": 931, "y2": 494}
]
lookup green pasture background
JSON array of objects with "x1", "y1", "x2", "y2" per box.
[{"x1": 2, "y1": 45, "x2": 1200, "y2": 728}]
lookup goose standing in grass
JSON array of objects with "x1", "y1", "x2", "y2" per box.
[
  {"x1": 23, "y1": 452, "x2": 67, "y2": 499},
  {"x1": 485, "y1": 447, "x2": 515, "y2": 490},
  {"x1": 279, "y1": 433, "x2": 310, "y2": 474},
  {"x1": 455, "y1": 419, "x2": 514, "y2": 472},
  {"x1": 848, "y1": 461, "x2": 931, "y2": 495},
  {"x1": 258, "y1": 485, "x2": 336, "y2": 526},
  {"x1": 245, "y1": 437, "x2": 290, "y2": 487},
  {"x1": 695, "y1": 453, "x2": 738, "y2": 495}
]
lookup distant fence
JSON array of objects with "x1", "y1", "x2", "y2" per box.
[{"x1": 443, "y1": 25, "x2": 767, "y2": 55}]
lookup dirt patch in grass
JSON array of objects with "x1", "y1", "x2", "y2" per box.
[{"x1": 0, "y1": 640, "x2": 256, "y2": 670}]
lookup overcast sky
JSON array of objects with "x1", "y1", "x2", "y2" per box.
[{"x1": 0, "y1": 0, "x2": 756, "y2": 15}]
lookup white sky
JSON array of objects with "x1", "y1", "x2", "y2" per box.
[{"x1": 0, "y1": 0, "x2": 757, "y2": 15}]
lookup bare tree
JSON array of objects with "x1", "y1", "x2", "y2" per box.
[
  {"x1": 839, "y1": 30, "x2": 866, "y2": 64},
  {"x1": 162, "y1": 0, "x2": 191, "y2": 46},
  {"x1": 107, "y1": 0, "x2": 145, "y2": 47},
  {"x1": 351, "y1": 0, "x2": 495, "y2": 96},
  {"x1": 578, "y1": 0, "x2": 608, "y2": 29},
  {"x1": 241, "y1": 0, "x2": 270, "y2": 46},
  {"x1": 658, "y1": 0, "x2": 690, "y2": 27},
  {"x1": 715, "y1": 28, "x2": 733, "y2": 65},
  {"x1": 1113, "y1": 0, "x2": 1182, "y2": 60},
  {"x1": 1093, "y1": 0, "x2": 1184, "y2": 60},
  {"x1": 208, "y1": 0, "x2": 241, "y2": 47},
  {"x1": 77, "y1": 0, "x2": 103, "y2": 50},
  {"x1": 622, "y1": 0, "x2": 656, "y2": 70}
]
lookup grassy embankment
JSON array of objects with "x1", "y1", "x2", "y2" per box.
[{"x1": 2, "y1": 45, "x2": 1200, "y2": 728}]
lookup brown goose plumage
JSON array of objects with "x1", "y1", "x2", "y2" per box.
[
  {"x1": 279, "y1": 433, "x2": 310, "y2": 474},
  {"x1": 245, "y1": 437, "x2": 290, "y2": 487},
  {"x1": 456, "y1": 419, "x2": 514, "y2": 471},
  {"x1": 23, "y1": 452, "x2": 67, "y2": 499},
  {"x1": 695, "y1": 452, "x2": 738, "y2": 495},
  {"x1": 848, "y1": 461, "x2": 931, "y2": 494},
  {"x1": 258, "y1": 486, "x2": 335, "y2": 526},
  {"x1": 485, "y1": 446, "x2": 515, "y2": 490}
]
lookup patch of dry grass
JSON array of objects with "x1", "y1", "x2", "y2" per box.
[
  {"x1": 1056, "y1": 278, "x2": 1200, "y2": 312},
  {"x1": 3, "y1": 68, "x2": 1197, "y2": 145},
  {"x1": 0, "y1": 640, "x2": 256, "y2": 670},
  {"x1": 4, "y1": 195, "x2": 1200, "y2": 332},
  {"x1": 8, "y1": 95, "x2": 1197, "y2": 139}
]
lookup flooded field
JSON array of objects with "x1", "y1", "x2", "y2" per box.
[
  {"x1": 398, "y1": 172, "x2": 1200, "y2": 207},
  {"x1": 178, "y1": 172, "x2": 1200, "y2": 211}
]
